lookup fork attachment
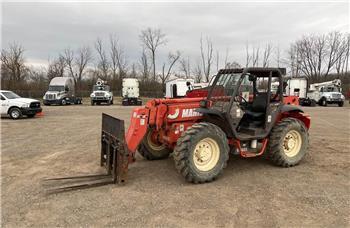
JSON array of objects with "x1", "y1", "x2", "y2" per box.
[{"x1": 43, "y1": 113, "x2": 129, "y2": 193}]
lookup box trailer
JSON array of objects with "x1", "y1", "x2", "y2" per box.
[{"x1": 122, "y1": 78, "x2": 142, "y2": 106}]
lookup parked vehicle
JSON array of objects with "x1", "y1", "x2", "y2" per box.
[
  {"x1": 43, "y1": 77, "x2": 82, "y2": 105},
  {"x1": 282, "y1": 78, "x2": 345, "y2": 107},
  {"x1": 122, "y1": 78, "x2": 142, "y2": 106},
  {"x1": 307, "y1": 79, "x2": 345, "y2": 107},
  {"x1": 0, "y1": 90, "x2": 42, "y2": 119},
  {"x1": 165, "y1": 78, "x2": 209, "y2": 98},
  {"x1": 90, "y1": 79, "x2": 113, "y2": 105},
  {"x1": 46, "y1": 68, "x2": 311, "y2": 191}
]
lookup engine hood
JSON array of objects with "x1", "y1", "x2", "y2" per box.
[{"x1": 11, "y1": 98, "x2": 39, "y2": 104}]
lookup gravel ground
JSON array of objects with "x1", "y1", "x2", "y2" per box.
[{"x1": 1, "y1": 101, "x2": 350, "y2": 227}]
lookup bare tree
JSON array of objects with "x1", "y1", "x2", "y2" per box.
[
  {"x1": 225, "y1": 61, "x2": 241, "y2": 69},
  {"x1": 95, "y1": 38, "x2": 110, "y2": 80},
  {"x1": 216, "y1": 50, "x2": 220, "y2": 71},
  {"x1": 110, "y1": 34, "x2": 128, "y2": 81},
  {"x1": 1, "y1": 43, "x2": 27, "y2": 89},
  {"x1": 262, "y1": 43, "x2": 273, "y2": 67},
  {"x1": 200, "y1": 36, "x2": 214, "y2": 82},
  {"x1": 245, "y1": 42, "x2": 251, "y2": 67},
  {"x1": 193, "y1": 59, "x2": 203, "y2": 83},
  {"x1": 64, "y1": 48, "x2": 75, "y2": 78},
  {"x1": 160, "y1": 51, "x2": 181, "y2": 88},
  {"x1": 224, "y1": 47, "x2": 229, "y2": 68},
  {"x1": 139, "y1": 28, "x2": 167, "y2": 81},
  {"x1": 252, "y1": 46, "x2": 260, "y2": 67},
  {"x1": 179, "y1": 56, "x2": 191, "y2": 78},
  {"x1": 75, "y1": 46, "x2": 92, "y2": 90},
  {"x1": 47, "y1": 55, "x2": 66, "y2": 80},
  {"x1": 139, "y1": 48, "x2": 150, "y2": 81}
]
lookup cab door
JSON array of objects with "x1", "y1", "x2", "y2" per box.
[{"x1": 0, "y1": 93, "x2": 9, "y2": 115}]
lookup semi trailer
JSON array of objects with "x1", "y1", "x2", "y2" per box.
[
  {"x1": 43, "y1": 77, "x2": 82, "y2": 105},
  {"x1": 122, "y1": 78, "x2": 142, "y2": 106}
]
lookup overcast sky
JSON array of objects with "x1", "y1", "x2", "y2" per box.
[{"x1": 2, "y1": 1, "x2": 349, "y2": 72}]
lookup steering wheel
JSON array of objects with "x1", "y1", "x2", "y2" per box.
[{"x1": 235, "y1": 94, "x2": 249, "y2": 110}]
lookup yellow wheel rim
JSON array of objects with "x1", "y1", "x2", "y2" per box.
[
  {"x1": 193, "y1": 138, "x2": 220, "y2": 171},
  {"x1": 146, "y1": 130, "x2": 166, "y2": 151},
  {"x1": 283, "y1": 130, "x2": 302, "y2": 157}
]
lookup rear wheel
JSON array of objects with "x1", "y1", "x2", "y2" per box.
[
  {"x1": 138, "y1": 129, "x2": 171, "y2": 160},
  {"x1": 9, "y1": 107, "x2": 22, "y2": 119},
  {"x1": 173, "y1": 122, "x2": 229, "y2": 183},
  {"x1": 266, "y1": 118, "x2": 308, "y2": 167}
]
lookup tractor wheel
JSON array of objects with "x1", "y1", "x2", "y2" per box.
[
  {"x1": 173, "y1": 122, "x2": 229, "y2": 183},
  {"x1": 266, "y1": 118, "x2": 309, "y2": 167},
  {"x1": 138, "y1": 129, "x2": 171, "y2": 160}
]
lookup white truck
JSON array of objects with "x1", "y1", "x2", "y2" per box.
[
  {"x1": 90, "y1": 79, "x2": 113, "y2": 105},
  {"x1": 282, "y1": 77, "x2": 345, "y2": 107},
  {"x1": 307, "y1": 79, "x2": 345, "y2": 107},
  {"x1": 165, "y1": 78, "x2": 209, "y2": 98},
  {"x1": 122, "y1": 78, "x2": 142, "y2": 106},
  {"x1": 43, "y1": 77, "x2": 82, "y2": 105},
  {"x1": 0, "y1": 90, "x2": 42, "y2": 119}
]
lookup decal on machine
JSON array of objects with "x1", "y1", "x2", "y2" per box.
[
  {"x1": 181, "y1": 108, "x2": 203, "y2": 118},
  {"x1": 167, "y1": 108, "x2": 180, "y2": 119}
]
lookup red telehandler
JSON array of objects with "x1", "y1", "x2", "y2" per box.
[{"x1": 45, "y1": 68, "x2": 310, "y2": 192}]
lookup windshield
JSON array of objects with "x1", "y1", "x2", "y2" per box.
[
  {"x1": 49, "y1": 85, "x2": 65, "y2": 92},
  {"x1": 2, "y1": 91, "x2": 21, "y2": 99},
  {"x1": 93, "y1": 85, "x2": 110, "y2": 91},
  {"x1": 209, "y1": 73, "x2": 242, "y2": 98},
  {"x1": 325, "y1": 87, "x2": 340, "y2": 92}
]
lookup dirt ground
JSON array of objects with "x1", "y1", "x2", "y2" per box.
[{"x1": 1, "y1": 101, "x2": 350, "y2": 227}]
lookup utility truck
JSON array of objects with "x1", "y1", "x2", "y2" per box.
[
  {"x1": 0, "y1": 90, "x2": 42, "y2": 119},
  {"x1": 46, "y1": 68, "x2": 311, "y2": 192},
  {"x1": 90, "y1": 79, "x2": 113, "y2": 105},
  {"x1": 43, "y1": 77, "x2": 82, "y2": 105},
  {"x1": 122, "y1": 78, "x2": 142, "y2": 106},
  {"x1": 306, "y1": 79, "x2": 345, "y2": 107}
]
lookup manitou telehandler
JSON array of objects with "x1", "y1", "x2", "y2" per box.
[{"x1": 46, "y1": 68, "x2": 310, "y2": 192}]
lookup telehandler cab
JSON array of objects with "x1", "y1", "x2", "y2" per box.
[{"x1": 45, "y1": 68, "x2": 310, "y2": 192}]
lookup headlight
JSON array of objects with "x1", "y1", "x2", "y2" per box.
[
  {"x1": 105, "y1": 94, "x2": 110, "y2": 97},
  {"x1": 91, "y1": 93, "x2": 95, "y2": 97},
  {"x1": 341, "y1": 95, "x2": 345, "y2": 99},
  {"x1": 21, "y1": 103, "x2": 29, "y2": 108}
]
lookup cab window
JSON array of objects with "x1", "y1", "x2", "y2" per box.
[{"x1": 0, "y1": 95, "x2": 6, "y2": 100}]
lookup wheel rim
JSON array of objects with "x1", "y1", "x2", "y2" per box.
[
  {"x1": 283, "y1": 130, "x2": 302, "y2": 157},
  {"x1": 11, "y1": 110, "x2": 20, "y2": 118},
  {"x1": 193, "y1": 137, "x2": 220, "y2": 172},
  {"x1": 146, "y1": 130, "x2": 166, "y2": 151}
]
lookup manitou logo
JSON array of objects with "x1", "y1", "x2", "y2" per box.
[{"x1": 181, "y1": 108, "x2": 202, "y2": 118}]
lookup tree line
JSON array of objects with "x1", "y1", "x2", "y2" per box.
[{"x1": 1, "y1": 29, "x2": 349, "y2": 98}]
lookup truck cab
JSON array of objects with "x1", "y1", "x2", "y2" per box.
[
  {"x1": 43, "y1": 77, "x2": 82, "y2": 105},
  {"x1": 0, "y1": 90, "x2": 42, "y2": 119},
  {"x1": 90, "y1": 79, "x2": 113, "y2": 105}
]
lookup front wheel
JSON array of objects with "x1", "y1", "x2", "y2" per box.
[
  {"x1": 61, "y1": 99, "x2": 67, "y2": 105},
  {"x1": 138, "y1": 129, "x2": 171, "y2": 160},
  {"x1": 320, "y1": 98, "x2": 327, "y2": 106},
  {"x1": 338, "y1": 101, "x2": 344, "y2": 107},
  {"x1": 9, "y1": 107, "x2": 22, "y2": 119},
  {"x1": 173, "y1": 122, "x2": 229, "y2": 183},
  {"x1": 266, "y1": 118, "x2": 309, "y2": 167}
]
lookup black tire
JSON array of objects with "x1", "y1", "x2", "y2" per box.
[
  {"x1": 61, "y1": 99, "x2": 67, "y2": 105},
  {"x1": 173, "y1": 122, "x2": 229, "y2": 183},
  {"x1": 320, "y1": 98, "x2": 327, "y2": 106},
  {"x1": 9, "y1": 107, "x2": 22, "y2": 120},
  {"x1": 310, "y1": 100, "x2": 317, "y2": 107},
  {"x1": 138, "y1": 129, "x2": 171, "y2": 160},
  {"x1": 266, "y1": 118, "x2": 309, "y2": 167},
  {"x1": 338, "y1": 101, "x2": 344, "y2": 107},
  {"x1": 27, "y1": 114, "x2": 35, "y2": 118},
  {"x1": 91, "y1": 100, "x2": 94, "y2": 106}
]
